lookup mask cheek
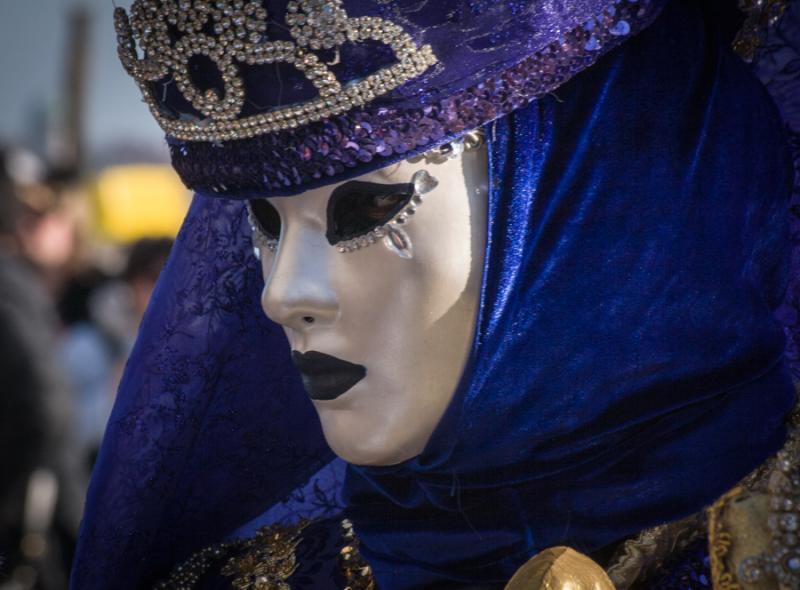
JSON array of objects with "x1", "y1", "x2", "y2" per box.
[{"x1": 259, "y1": 248, "x2": 276, "y2": 275}]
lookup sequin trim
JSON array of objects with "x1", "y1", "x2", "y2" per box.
[
  {"x1": 153, "y1": 518, "x2": 376, "y2": 589},
  {"x1": 169, "y1": 0, "x2": 662, "y2": 198},
  {"x1": 648, "y1": 538, "x2": 712, "y2": 590},
  {"x1": 115, "y1": 0, "x2": 437, "y2": 141},
  {"x1": 339, "y1": 519, "x2": 376, "y2": 590}
]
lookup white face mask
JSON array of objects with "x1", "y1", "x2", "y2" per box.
[{"x1": 251, "y1": 144, "x2": 487, "y2": 465}]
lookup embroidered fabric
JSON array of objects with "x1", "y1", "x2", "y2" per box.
[
  {"x1": 606, "y1": 514, "x2": 707, "y2": 590},
  {"x1": 647, "y1": 538, "x2": 713, "y2": 590},
  {"x1": 155, "y1": 517, "x2": 352, "y2": 589},
  {"x1": 230, "y1": 460, "x2": 346, "y2": 537}
]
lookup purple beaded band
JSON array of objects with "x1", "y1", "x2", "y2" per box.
[{"x1": 170, "y1": 0, "x2": 663, "y2": 199}]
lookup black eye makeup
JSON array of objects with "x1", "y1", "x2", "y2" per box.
[
  {"x1": 247, "y1": 198, "x2": 280, "y2": 259},
  {"x1": 329, "y1": 170, "x2": 438, "y2": 257},
  {"x1": 246, "y1": 169, "x2": 439, "y2": 260},
  {"x1": 249, "y1": 199, "x2": 281, "y2": 238},
  {"x1": 326, "y1": 181, "x2": 414, "y2": 244}
]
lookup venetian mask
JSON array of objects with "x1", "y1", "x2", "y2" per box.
[{"x1": 249, "y1": 139, "x2": 488, "y2": 465}]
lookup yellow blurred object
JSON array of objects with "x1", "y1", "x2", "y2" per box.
[{"x1": 92, "y1": 165, "x2": 190, "y2": 242}]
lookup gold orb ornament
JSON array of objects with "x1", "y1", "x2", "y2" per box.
[{"x1": 505, "y1": 546, "x2": 616, "y2": 590}]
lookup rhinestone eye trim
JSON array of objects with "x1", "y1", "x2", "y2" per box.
[
  {"x1": 246, "y1": 169, "x2": 436, "y2": 260},
  {"x1": 247, "y1": 132, "x2": 481, "y2": 260},
  {"x1": 335, "y1": 168, "x2": 437, "y2": 258},
  {"x1": 114, "y1": 0, "x2": 437, "y2": 142},
  {"x1": 246, "y1": 203, "x2": 278, "y2": 261}
]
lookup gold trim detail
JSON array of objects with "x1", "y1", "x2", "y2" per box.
[
  {"x1": 156, "y1": 518, "x2": 379, "y2": 589},
  {"x1": 733, "y1": 0, "x2": 789, "y2": 62},
  {"x1": 339, "y1": 519, "x2": 376, "y2": 590},
  {"x1": 708, "y1": 487, "x2": 745, "y2": 590},
  {"x1": 605, "y1": 513, "x2": 707, "y2": 590},
  {"x1": 114, "y1": 0, "x2": 437, "y2": 142},
  {"x1": 154, "y1": 519, "x2": 310, "y2": 589},
  {"x1": 706, "y1": 405, "x2": 800, "y2": 590},
  {"x1": 221, "y1": 520, "x2": 309, "y2": 590}
]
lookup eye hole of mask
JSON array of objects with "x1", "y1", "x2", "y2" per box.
[
  {"x1": 326, "y1": 181, "x2": 414, "y2": 245},
  {"x1": 248, "y1": 199, "x2": 281, "y2": 239}
]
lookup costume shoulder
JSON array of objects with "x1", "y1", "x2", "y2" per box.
[{"x1": 155, "y1": 518, "x2": 374, "y2": 590}]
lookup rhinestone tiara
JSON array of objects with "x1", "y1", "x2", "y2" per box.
[
  {"x1": 114, "y1": 0, "x2": 438, "y2": 142},
  {"x1": 168, "y1": 0, "x2": 665, "y2": 199}
]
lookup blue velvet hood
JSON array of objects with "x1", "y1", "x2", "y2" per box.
[
  {"x1": 72, "y1": 1, "x2": 797, "y2": 588},
  {"x1": 345, "y1": 2, "x2": 796, "y2": 586}
]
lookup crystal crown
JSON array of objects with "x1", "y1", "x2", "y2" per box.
[{"x1": 115, "y1": 0, "x2": 438, "y2": 142}]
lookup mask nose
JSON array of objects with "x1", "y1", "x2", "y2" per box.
[{"x1": 261, "y1": 225, "x2": 338, "y2": 332}]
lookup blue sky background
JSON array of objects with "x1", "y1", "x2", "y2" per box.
[{"x1": 0, "y1": 0, "x2": 168, "y2": 167}]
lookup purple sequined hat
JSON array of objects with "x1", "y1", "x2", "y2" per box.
[{"x1": 115, "y1": 0, "x2": 665, "y2": 198}]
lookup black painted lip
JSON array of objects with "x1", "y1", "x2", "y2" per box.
[{"x1": 292, "y1": 350, "x2": 366, "y2": 401}]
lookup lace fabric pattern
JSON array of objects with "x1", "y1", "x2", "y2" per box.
[
  {"x1": 71, "y1": 197, "x2": 336, "y2": 588},
  {"x1": 231, "y1": 459, "x2": 347, "y2": 538}
]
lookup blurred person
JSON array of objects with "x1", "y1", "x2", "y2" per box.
[
  {"x1": 12, "y1": 167, "x2": 88, "y2": 302},
  {"x1": 56, "y1": 267, "x2": 116, "y2": 473},
  {"x1": 0, "y1": 147, "x2": 84, "y2": 590},
  {"x1": 123, "y1": 237, "x2": 173, "y2": 327},
  {"x1": 59, "y1": 236, "x2": 172, "y2": 469}
]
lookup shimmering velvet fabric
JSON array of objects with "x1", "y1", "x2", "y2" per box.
[
  {"x1": 73, "y1": 1, "x2": 797, "y2": 589},
  {"x1": 344, "y1": 1, "x2": 796, "y2": 587}
]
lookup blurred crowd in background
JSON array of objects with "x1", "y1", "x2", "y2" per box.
[{"x1": 0, "y1": 2, "x2": 191, "y2": 588}]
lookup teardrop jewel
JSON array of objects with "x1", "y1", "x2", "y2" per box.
[{"x1": 382, "y1": 225, "x2": 414, "y2": 259}]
